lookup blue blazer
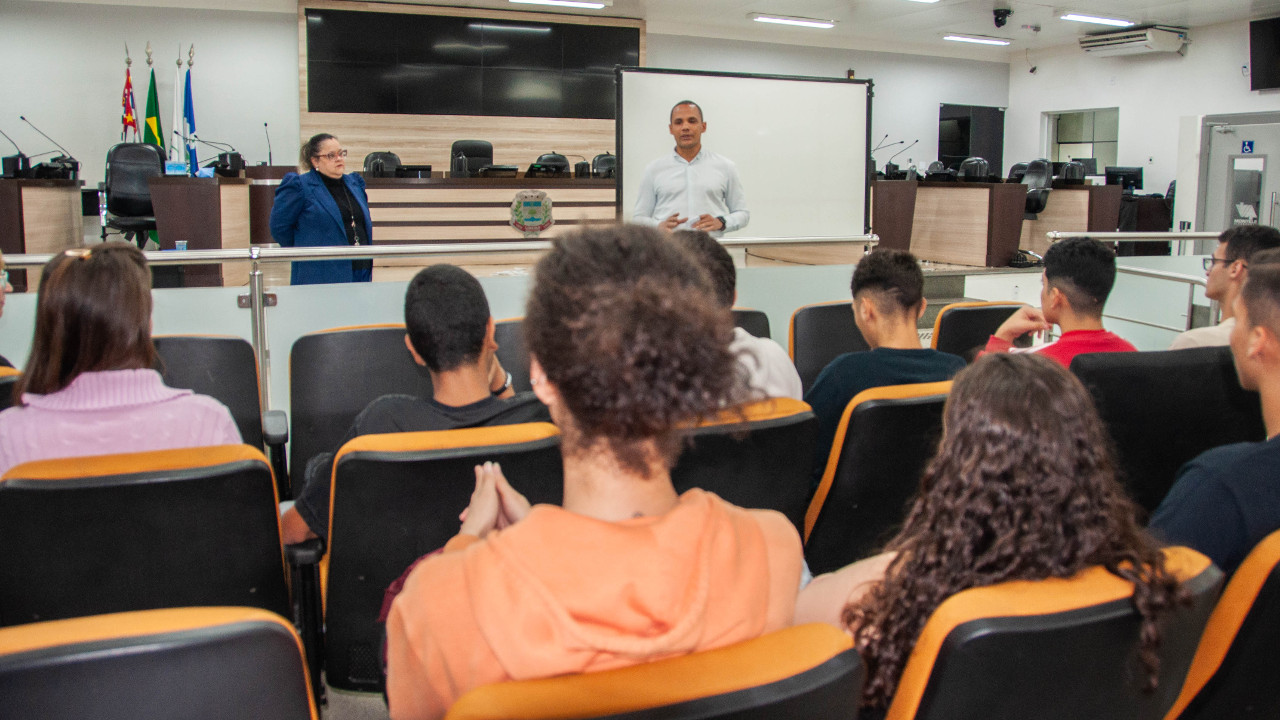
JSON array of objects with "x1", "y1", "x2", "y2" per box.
[{"x1": 269, "y1": 170, "x2": 374, "y2": 285}]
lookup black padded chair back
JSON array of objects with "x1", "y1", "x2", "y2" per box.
[
  {"x1": 104, "y1": 142, "x2": 165, "y2": 217},
  {"x1": 446, "y1": 623, "x2": 862, "y2": 720},
  {"x1": 535, "y1": 153, "x2": 570, "y2": 172},
  {"x1": 1061, "y1": 160, "x2": 1086, "y2": 184},
  {"x1": 1070, "y1": 347, "x2": 1266, "y2": 513},
  {"x1": 1007, "y1": 162, "x2": 1028, "y2": 183},
  {"x1": 887, "y1": 547, "x2": 1222, "y2": 720},
  {"x1": 0, "y1": 445, "x2": 290, "y2": 627},
  {"x1": 804, "y1": 383, "x2": 950, "y2": 575},
  {"x1": 451, "y1": 140, "x2": 494, "y2": 175},
  {"x1": 362, "y1": 151, "x2": 401, "y2": 178},
  {"x1": 0, "y1": 369, "x2": 19, "y2": 412},
  {"x1": 1167, "y1": 529, "x2": 1280, "y2": 720},
  {"x1": 732, "y1": 307, "x2": 771, "y2": 339},
  {"x1": 0, "y1": 607, "x2": 317, "y2": 720},
  {"x1": 1022, "y1": 159, "x2": 1052, "y2": 191},
  {"x1": 957, "y1": 157, "x2": 990, "y2": 182},
  {"x1": 494, "y1": 317, "x2": 532, "y2": 393},
  {"x1": 591, "y1": 152, "x2": 617, "y2": 178},
  {"x1": 1166, "y1": 180, "x2": 1177, "y2": 211},
  {"x1": 789, "y1": 302, "x2": 870, "y2": 394},
  {"x1": 154, "y1": 335, "x2": 264, "y2": 448},
  {"x1": 289, "y1": 324, "x2": 433, "y2": 478},
  {"x1": 930, "y1": 302, "x2": 1020, "y2": 361},
  {"x1": 323, "y1": 424, "x2": 563, "y2": 692},
  {"x1": 671, "y1": 398, "x2": 817, "y2": 533}
]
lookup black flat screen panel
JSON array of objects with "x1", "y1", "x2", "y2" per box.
[
  {"x1": 1251, "y1": 17, "x2": 1280, "y2": 91},
  {"x1": 305, "y1": 8, "x2": 637, "y2": 118}
]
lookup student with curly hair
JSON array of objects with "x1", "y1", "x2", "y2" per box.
[
  {"x1": 796, "y1": 353, "x2": 1185, "y2": 715},
  {"x1": 385, "y1": 225, "x2": 803, "y2": 720}
]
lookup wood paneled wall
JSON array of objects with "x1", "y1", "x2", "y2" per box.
[{"x1": 297, "y1": 1, "x2": 644, "y2": 174}]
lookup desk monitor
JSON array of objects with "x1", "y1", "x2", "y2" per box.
[
  {"x1": 1105, "y1": 166, "x2": 1143, "y2": 192},
  {"x1": 1073, "y1": 157, "x2": 1098, "y2": 175}
]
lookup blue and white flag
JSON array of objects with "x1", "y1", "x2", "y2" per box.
[{"x1": 183, "y1": 68, "x2": 198, "y2": 175}]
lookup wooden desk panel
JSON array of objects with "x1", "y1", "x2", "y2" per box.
[
  {"x1": 911, "y1": 186, "x2": 990, "y2": 266},
  {"x1": 0, "y1": 179, "x2": 84, "y2": 291},
  {"x1": 1020, "y1": 185, "x2": 1123, "y2": 256},
  {"x1": 150, "y1": 177, "x2": 251, "y2": 287},
  {"x1": 870, "y1": 180, "x2": 918, "y2": 252}
]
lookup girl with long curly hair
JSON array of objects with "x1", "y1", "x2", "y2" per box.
[{"x1": 796, "y1": 352, "x2": 1184, "y2": 713}]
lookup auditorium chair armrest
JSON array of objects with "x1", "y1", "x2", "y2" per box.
[
  {"x1": 262, "y1": 410, "x2": 291, "y2": 500},
  {"x1": 263, "y1": 410, "x2": 289, "y2": 445},
  {"x1": 285, "y1": 537, "x2": 325, "y2": 566},
  {"x1": 285, "y1": 537, "x2": 326, "y2": 707}
]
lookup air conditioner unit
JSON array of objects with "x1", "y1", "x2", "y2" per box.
[{"x1": 1078, "y1": 26, "x2": 1189, "y2": 57}]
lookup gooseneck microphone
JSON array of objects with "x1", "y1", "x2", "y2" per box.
[
  {"x1": 871, "y1": 133, "x2": 891, "y2": 152},
  {"x1": 19, "y1": 116, "x2": 76, "y2": 161},
  {"x1": 889, "y1": 140, "x2": 919, "y2": 163},
  {"x1": 264, "y1": 122, "x2": 273, "y2": 165},
  {"x1": 0, "y1": 128, "x2": 23, "y2": 154}
]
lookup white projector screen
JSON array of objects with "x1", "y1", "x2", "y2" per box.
[{"x1": 617, "y1": 67, "x2": 871, "y2": 239}]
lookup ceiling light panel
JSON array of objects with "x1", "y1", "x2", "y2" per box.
[
  {"x1": 942, "y1": 33, "x2": 1012, "y2": 45},
  {"x1": 749, "y1": 13, "x2": 837, "y2": 29},
  {"x1": 1060, "y1": 13, "x2": 1135, "y2": 27}
]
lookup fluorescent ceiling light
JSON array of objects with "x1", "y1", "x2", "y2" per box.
[
  {"x1": 943, "y1": 33, "x2": 1012, "y2": 45},
  {"x1": 903, "y1": 0, "x2": 942, "y2": 3},
  {"x1": 749, "y1": 13, "x2": 836, "y2": 29},
  {"x1": 509, "y1": 0, "x2": 608, "y2": 9},
  {"x1": 1060, "y1": 13, "x2": 1135, "y2": 27}
]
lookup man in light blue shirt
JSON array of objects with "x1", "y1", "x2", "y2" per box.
[{"x1": 633, "y1": 100, "x2": 749, "y2": 237}]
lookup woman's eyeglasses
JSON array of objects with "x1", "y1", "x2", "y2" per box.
[{"x1": 315, "y1": 149, "x2": 349, "y2": 161}]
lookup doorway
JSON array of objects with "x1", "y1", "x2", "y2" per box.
[{"x1": 1200, "y1": 113, "x2": 1280, "y2": 234}]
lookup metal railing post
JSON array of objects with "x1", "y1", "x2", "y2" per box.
[{"x1": 247, "y1": 246, "x2": 270, "y2": 409}]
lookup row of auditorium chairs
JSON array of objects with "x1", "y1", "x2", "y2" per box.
[{"x1": 8, "y1": 531, "x2": 1280, "y2": 719}]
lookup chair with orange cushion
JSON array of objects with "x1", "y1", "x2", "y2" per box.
[
  {"x1": 0, "y1": 445, "x2": 290, "y2": 628},
  {"x1": 671, "y1": 397, "x2": 817, "y2": 533},
  {"x1": 445, "y1": 623, "x2": 863, "y2": 720},
  {"x1": 884, "y1": 546, "x2": 1222, "y2": 720},
  {"x1": 1164, "y1": 529, "x2": 1280, "y2": 719},
  {"x1": 930, "y1": 301, "x2": 1021, "y2": 361},
  {"x1": 789, "y1": 301, "x2": 870, "y2": 395},
  {"x1": 0, "y1": 607, "x2": 317, "y2": 720},
  {"x1": 803, "y1": 382, "x2": 951, "y2": 575}
]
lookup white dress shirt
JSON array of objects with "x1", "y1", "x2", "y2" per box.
[{"x1": 632, "y1": 149, "x2": 750, "y2": 236}]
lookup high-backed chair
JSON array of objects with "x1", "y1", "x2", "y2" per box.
[
  {"x1": 1061, "y1": 160, "x2": 1086, "y2": 185},
  {"x1": 930, "y1": 301, "x2": 1021, "y2": 361},
  {"x1": 289, "y1": 324, "x2": 432, "y2": 484},
  {"x1": 789, "y1": 301, "x2": 870, "y2": 395},
  {"x1": 445, "y1": 623, "x2": 863, "y2": 720},
  {"x1": 804, "y1": 382, "x2": 950, "y2": 575},
  {"x1": 362, "y1": 150, "x2": 401, "y2": 178},
  {"x1": 591, "y1": 152, "x2": 617, "y2": 178},
  {"x1": 319, "y1": 423, "x2": 563, "y2": 692},
  {"x1": 732, "y1": 307, "x2": 772, "y2": 339},
  {"x1": 494, "y1": 317, "x2": 532, "y2": 393},
  {"x1": 957, "y1": 157, "x2": 990, "y2": 182},
  {"x1": 0, "y1": 607, "x2": 317, "y2": 720},
  {"x1": 1070, "y1": 347, "x2": 1266, "y2": 513},
  {"x1": 1007, "y1": 162, "x2": 1028, "y2": 183},
  {"x1": 101, "y1": 142, "x2": 166, "y2": 246},
  {"x1": 0, "y1": 366, "x2": 19, "y2": 412},
  {"x1": 885, "y1": 546, "x2": 1222, "y2": 720},
  {"x1": 154, "y1": 335, "x2": 289, "y2": 496},
  {"x1": 1023, "y1": 158, "x2": 1053, "y2": 215},
  {"x1": 1165, "y1": 530, "x2": 1280, "y2": 719},
  {"x1": 924, "y1": 160, "x2": 954, "y2": 182},
  {"x1": 0, "y1": 445, "x2": 290, "y2": 627},
  {"x1": 671, "y1": 398, "x2": 817, "y2": 533},
  {"x1": 451, "y1": 139, "x2": 494, "y2": 177}
]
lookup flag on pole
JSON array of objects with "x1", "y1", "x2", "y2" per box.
[
  {"x1": 121, "y1": 68, "x2": 140, "y2": 141},
  {"x1": 143, "y1": 68, "x2": 164, "y2": 152},
  {"x1": 183, "y1": 67, "x2": 198, "y2": 175},
  {"x1": 171, "y1": 54, "x2": 183, "y2": 162}
]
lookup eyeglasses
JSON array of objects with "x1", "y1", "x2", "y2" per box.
[
  {"x1": 0, "y1": 269, "x2": 7, "y2": 287},
  {"x1": 315, "y1": 149, "x2": 348, "y2": 161},
  {"x1": 1203, "y1": 257, "x2": 1232, "y2": 271}
]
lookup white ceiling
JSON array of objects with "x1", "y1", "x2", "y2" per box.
[{"x1": 29, "y1": 0, "x2": 1280, "y2": 61}]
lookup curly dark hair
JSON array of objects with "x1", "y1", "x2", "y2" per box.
[
  {"x1": 524, "y1": 224, "x2": 736, "y2": 475},
  {"x1": 842, "y1": 353, "x2": 1184, "y2": 710}
]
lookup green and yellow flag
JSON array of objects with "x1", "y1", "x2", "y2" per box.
[{"x1": 143, "y1": 68, "x2": 164, "y2": 152}]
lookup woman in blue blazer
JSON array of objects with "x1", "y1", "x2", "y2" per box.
[{"x1": 270, "y1": 133, "x2": 374, "y2": 285}]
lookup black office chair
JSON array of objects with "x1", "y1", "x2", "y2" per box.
[
  {"x1": 732, "y1": 308, "x2": 772, "y2": 339},
  {"x1": 101, "y1": 142, "x2": 166, "y2": 247},
  {"x1": 1166, "y1": 180, "x2": 1177, "y2": 212},
  {"x1": 450, "y1": 140, "x2": 493, "y2": 178},
  {"x1": 1070, "y1": 347, "x2": 1266, "y2": 514},
  {"x1": 591, "y1": 152, "x2": 617, "y2": 178},
  {"x1": 1007, "y1": 162, "x2": 1028, "y2": 183},
  {"x1": 1023, "y1": 158, "x2": 1053, "y2": 215},
  {"x1": 534, "y1": 153, "x2": 570, "y2": 173},
  {"x1": 957, "y1": 157, "x2": 990, "y2": 183},
  {"x1": 925, "y1": 160, "x2": 954, "y2": 182},
  {"x1": 789, "y1": 301, "x2": 871, "y2": 395},
  {"x1": 362, "y1": 151, "x2": 401, "y2": 178},
  {"x1": 1061, "y1": 160, "x2": 1086, "y2": 185}
]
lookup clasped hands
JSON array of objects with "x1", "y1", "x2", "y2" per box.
[
  {"x1": 993, "y1": 305, "x2": 1052, "y2": 343},
  {"x1": 458, "y1": 461, "x2": 531, "y2": 538},
  {"x1": 659, "y1": 213, "x2": 724, "y2": 232}
]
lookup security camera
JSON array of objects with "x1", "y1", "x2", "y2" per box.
[{"x1": 993, "y1": 8, "x2": 1012, "y2": 27}]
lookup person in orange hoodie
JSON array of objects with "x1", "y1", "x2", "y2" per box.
[{"x1": 385, "y1": 225, "x2": 804, "y2": 720}]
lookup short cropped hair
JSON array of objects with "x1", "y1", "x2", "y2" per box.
[
  {"x1": 672, "y1": 230, "x2": 735, "y2": 307},
  {"x1": 1043, "y1": 237, "x2": 1117, "y2": 317},
  {"x1": 1241, "y1": 247, "x2": 1280, "y2": 336},
  {"x1": 851, "y1": 249, "x2": 925, "y2": 314},
  {"x1": 403, "y1": 265, "x2": 490, "y2": 373},
  {"x1": 1221, "y1": 224, "x2": 1280, "y2": 264},
  {"x1": 670, "y1": 100, "x2": 703, "y2": 122}
]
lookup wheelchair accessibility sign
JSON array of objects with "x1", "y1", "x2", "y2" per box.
[{"x1": 1243, "y1": 141, "x2": 1255, "y2": 153}]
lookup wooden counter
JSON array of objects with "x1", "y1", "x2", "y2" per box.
[
  {"x1": 872, "y1": 180, "x2": 1024, "y2": 267},
  {"x1": 149, "y1": 176, "x2": 251, "y2": 287},
  {"x1": 1019, "y1": 185, "x2": 1123, "y2": 256},
  {"x1": 0, "y1": 179, "x2": 84, "y2": 291}
]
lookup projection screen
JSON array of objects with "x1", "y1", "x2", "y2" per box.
[{"x1": 617, "y1": 67, "x2": 872, "y2": 239}]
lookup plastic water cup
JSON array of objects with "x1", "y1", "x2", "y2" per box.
[{"x1": 175, "y1": 241, "x2": 188, "y2": 251}]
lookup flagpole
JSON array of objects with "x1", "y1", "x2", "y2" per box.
[{"x1": 172, "y1": 46, "x2": 182, "y2": 163}]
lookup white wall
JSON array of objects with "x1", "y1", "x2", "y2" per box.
[
  {"x1": 646, "y1": 34, "x2": 1011, "y2": 172},
  {"x1": 1, "y1": 0, "x2": 300, "y2": 187},
  {"x1": 1005, "y1": 20, "x2": 1280, "y2": 195}
]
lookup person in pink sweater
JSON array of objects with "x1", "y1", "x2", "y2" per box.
[
  {"x1": 0, "y1": 242, "x2": 240, "y2": 475},
  {"x1": 384, "y1": 225, "x2": 804, "y2": 720}
]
